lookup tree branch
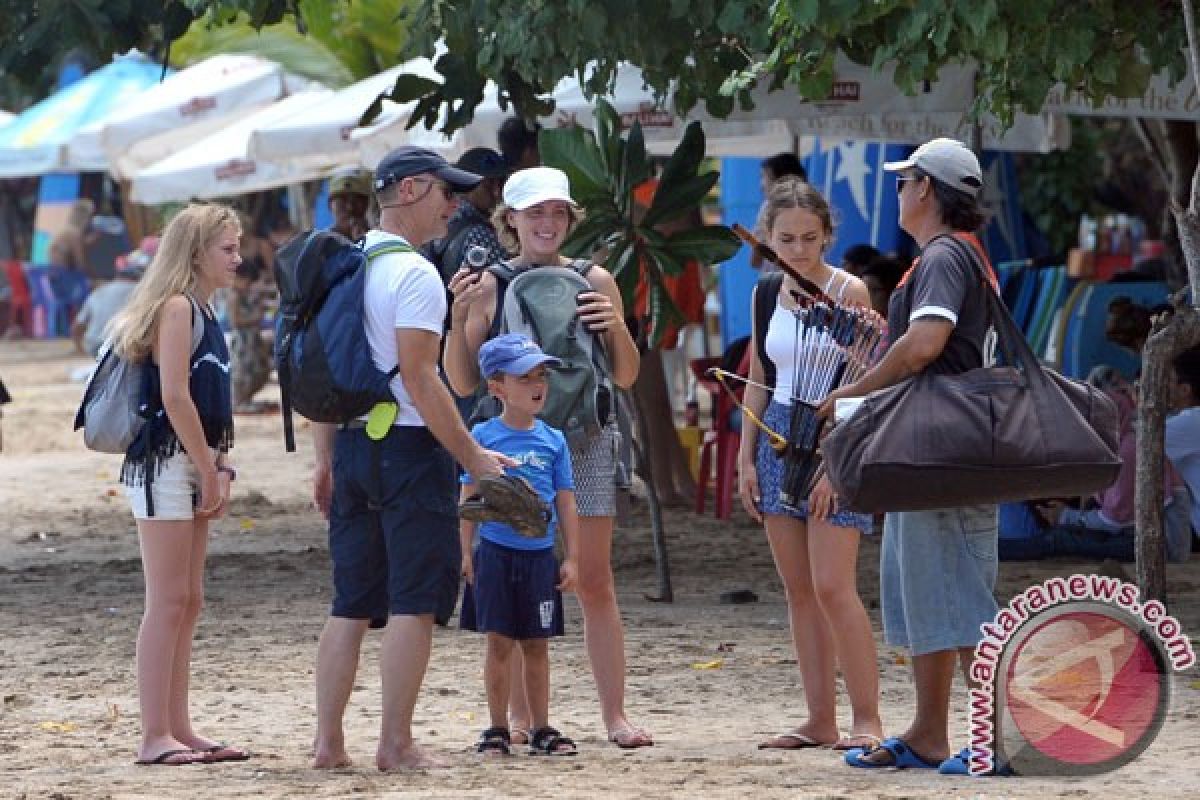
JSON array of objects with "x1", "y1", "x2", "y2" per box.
[{"x1": 1183, "y1": 0, "x2": 1200, "y2": 212}]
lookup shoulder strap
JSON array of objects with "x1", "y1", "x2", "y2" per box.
[
  {"x1": 754, "y1": 272, "x2": 784, "y2": 389},
  {"x1": 364, "y1": 241, "x2": 416, "y2": 262},
  {"x1": 187, "y1": 294, "x2": 206, "y2": 356},
  {"x1": 485, "y1": 261, "x2": 520, "y2": 340},
  {"x1": 570, "y1": 259, "x2": 593, "y2": 278}
]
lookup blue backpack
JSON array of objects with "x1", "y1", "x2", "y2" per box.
[{"x1": 273, "y1": 230, "x2": 413, "y2": 451}]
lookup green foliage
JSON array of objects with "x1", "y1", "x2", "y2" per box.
[
  {"x1": 1017, "y1": 118, "x2": 1108, "y2": 257},
  {"x1": 539, "y1": 100, "x2": 739, "y2": 348}
]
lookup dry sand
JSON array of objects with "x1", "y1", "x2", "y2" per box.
[{"x1": 1, "y1": 338, "x2": 1198, "y2": 799}]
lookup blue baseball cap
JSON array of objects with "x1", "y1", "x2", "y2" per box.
[
  {"x1": 374, "y1": 145, "x2": 483, "y2": 193},
  {"x1": 479, "y1": 333, "x2": 562, "y2": 378}
]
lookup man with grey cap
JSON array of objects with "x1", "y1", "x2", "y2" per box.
[
  {"x1": 821, "y1": 138, "x2": 1000, "y2": 774},
  {"x1": 311, "y1": 145, "x2": 515, "y2": 771}
]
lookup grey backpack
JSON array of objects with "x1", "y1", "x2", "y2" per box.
[
  {"x1": 481, "y1": 261, "x2": 613, "y2": 445},
  {"x1": 74, "y1": 296, "x2": 205, "y2": 454}
]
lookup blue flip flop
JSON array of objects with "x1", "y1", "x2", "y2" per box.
[
  {"x1": 844, "y1": 736, "x2": 939, "y2": 769},
  {"x1": 938, "y1": 747, "x2": 972, "y2": 775},
  {"x1": 938, "y1": 746, "x2": 1014, "y2": 776}
]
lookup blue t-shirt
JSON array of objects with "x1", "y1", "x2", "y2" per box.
[
  {"x1": 462, "y1": 417, "x2": 575, "y2": 550},
  {"x1": 1165, "y1": 407, "x2": 1200, "y2": 536}
]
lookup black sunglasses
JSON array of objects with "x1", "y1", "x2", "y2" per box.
[{"x1": 896, "y1": 174, "x2": 925, "y2": 195}]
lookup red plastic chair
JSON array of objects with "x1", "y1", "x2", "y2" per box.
[
  {"x1": 691, "y1": 347, "x2": 751, "y2": 519},
  {"x1": 2, "y1": 261, "x2": 32, "y2": 336}
]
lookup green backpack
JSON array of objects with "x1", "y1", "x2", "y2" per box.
[{"x1": 477, "y1": 260, "x2": 614, "y2": 444}]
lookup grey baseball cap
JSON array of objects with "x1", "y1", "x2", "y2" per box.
[{"x1": 884, "y1": 138, "x2": 983, "y2": 197}]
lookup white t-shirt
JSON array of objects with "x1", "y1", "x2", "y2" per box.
[{"x1": 361, "y1": 229, "x2": 447, "y2": 427}]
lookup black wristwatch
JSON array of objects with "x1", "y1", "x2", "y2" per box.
[{"x1": 217, "y1": 465, "x2": 238, "y2": 481}]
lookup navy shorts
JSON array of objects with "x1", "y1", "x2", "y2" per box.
[
  {"x1": 460, "y1": 539, "x2": 565, "y2": 640},
  {"x1": 328, "y1": 426, "x2": 460, "y2": 621}
]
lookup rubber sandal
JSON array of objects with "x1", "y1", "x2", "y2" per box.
[
  {"x1": 833, "y1": 732, "x2": 883, "y2": 751},
  {"x1": 758, "y1": 731, "x2": 828, "y2": 750},
  {"x1": 938, "y1": 747, "x2": 1014, "y2": 776},
  {"x1": 475, "y1": 726, "x2": 512, "y2": 756},
  {"x1": 529, "y1": 726, "x2": 577, "y2": 756},
  {"x1": 135, "y1": 748, "x2": 205, "y2": 766},
  {"x1": 201, "y1": 743, "x2": 251, "y2": 763},
  {"x1": 844, "y1": 737, "x2": 939, "y2": 769}
]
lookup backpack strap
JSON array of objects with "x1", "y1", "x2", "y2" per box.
[
  {"x1": 485, "y1": 261, "x2": 521, "y2": 341},
  {"x1": 754, "y1": 272, "x2": 785, "y2": 390}
]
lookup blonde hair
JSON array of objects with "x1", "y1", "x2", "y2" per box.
[
  {"x1": 110, "y1": 204, "x2": 241, "y2": 362},
  {"x1": 491, "y1": 201, "x2": 585, "y2": 254}
]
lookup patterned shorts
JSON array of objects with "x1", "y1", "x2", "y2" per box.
[
  {"x1": 569, "y1": 421, "x2": 620, "y2": 518},
  {"x1": 755, "y1": 400, "x2": 873, "y2": 533}
]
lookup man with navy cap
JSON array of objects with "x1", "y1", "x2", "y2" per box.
[{"x1": 311, "y1": 145, "x2": 515, "y2": 771}]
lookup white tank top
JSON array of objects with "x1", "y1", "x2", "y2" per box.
[{"x1": 764, "y1": 268, "x2": 852, "y2": 406}]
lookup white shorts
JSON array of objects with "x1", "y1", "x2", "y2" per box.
[{"x1": 124, "y1": 450, "x2": 202, "y2": 521}]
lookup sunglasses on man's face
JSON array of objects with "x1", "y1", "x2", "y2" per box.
[
  {"x1": 896, "y1": 175, "x2": 920, "y2": 195},
  {"x1": 411, "y1": 178, "x2": 455, "y2": 201}
]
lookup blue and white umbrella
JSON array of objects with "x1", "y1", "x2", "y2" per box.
[{"x1": 0, "y1": 51, "x2": 168, "y2": 177}]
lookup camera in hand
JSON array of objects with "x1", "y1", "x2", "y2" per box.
[{"x1": 464, "y1": 245, "x2": 489, "y2": 272}]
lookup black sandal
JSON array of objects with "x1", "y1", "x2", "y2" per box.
[
  {"x1": 476, "y1": 726, "x2": 512, "y2": 756},
  {"x1": 528, "y1": 726, "x2": 577, "y2": 756}
]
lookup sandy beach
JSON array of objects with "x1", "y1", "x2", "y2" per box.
[{"x1": 2, "y1": 338, "x2": 1198, "y2": 799}]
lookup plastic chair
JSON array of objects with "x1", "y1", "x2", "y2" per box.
[
  {"x1": 692, "y1": 348, "x2": 751, "y2": 519},
  {"x1": 2, "y1": 260, "x2": 32, "y2": 336}
]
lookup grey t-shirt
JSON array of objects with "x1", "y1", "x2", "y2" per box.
[
  {"x1": 77, "y1": 280, "x2": 136, "y2": 356},
  {"x1": 887, "y1": 234, "x2": 994, "y2": 376}
]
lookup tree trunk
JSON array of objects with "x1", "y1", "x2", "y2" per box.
[{"x1": 631, "y1": 348, "x2": 697, "y2": 506}]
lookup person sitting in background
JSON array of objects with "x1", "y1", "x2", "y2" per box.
[
  {"x1": 49, "y1": 197, "x2": 95, "y2": 274},
  {"x1": 1105, "y1": 296, "x2": 1154, "y2": 355},
  {"x1": 71, "y1": 237, "x2": 155, "y2": 356},
  {"x1": 1166, "y1": 345, "x2": 1200, "y2": 557},
  {"x1": 1006, "y1": 370, "x2": 1189, "y2": 562},
  {"x1": 751, "y1": 153, "x2": 809, "y2": 271},
  {"x1": 328, "y1": 169, "x2": 373, "y2": 241}
]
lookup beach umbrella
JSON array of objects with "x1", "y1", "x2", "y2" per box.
[
  {"x1": 0, "y1": 51, "x2": 168, "y2": 177},
  {"x1": 247, "y1": 58, "x2": 440, "y2": 169},
  {"x1": 67, "y1": 53, "x2": 311, "y2": 178},
  {"x1": 131, "y1": 90, "x2": 332, "y2": 204},
  {"x1": 0, "y1": 110, "x2": 13, "y2": 127}
]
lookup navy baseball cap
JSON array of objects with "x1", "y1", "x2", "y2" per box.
[
  {"x1": 479, "y1": 333, "x2": 562, "y2": 378},
  {"x1": 373, "y1": 145, "x2": 483, "y2": 193},
  {"x1": 455, "y1": 147, "x2": 510, "y2": 178}
]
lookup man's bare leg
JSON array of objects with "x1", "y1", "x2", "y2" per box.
[
  {"x1": 314, "y1": 616, "x2": 369, "y2": 768},
  {"x1": 377, "y1": 613, "x2": 448, "y2": 770},
  {"x1": 858, "y1": 648, "x2": 956, "y2": 765}
]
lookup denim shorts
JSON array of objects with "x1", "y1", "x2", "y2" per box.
[
  {"x1": 755, "y1": 400, "x2": 873, "y2": 533},
  {"x1": 328, "y1": 426, "x2": 460, "y2": 621},
  {"x1": 459, "y1": 539, "x2": 564, "y2": 640},
  {"x1": 124, "y1": 448, "x2": 217, "y2": 521},
  {"x1": 880, "y1": 504, "x2": 999, "y2": 656}
]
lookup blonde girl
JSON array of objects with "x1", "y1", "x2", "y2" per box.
[{"x1": 109, "y1": 203, "x2": 246, "y2": 766}]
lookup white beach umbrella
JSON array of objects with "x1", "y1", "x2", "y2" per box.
[
  {"x1": 247, "y1": 58, "x2": 441, "y2": 167},
  {"x1": 131, "y1": 90, "x2": 332, "y2": 204},
  {"x1": 67, "y1": 53, "x2": 310, "y2": 178}
]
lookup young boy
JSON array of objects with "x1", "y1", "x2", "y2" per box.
[{"x1": 460, "y1": 333, "x2": 580, "y2": 756}]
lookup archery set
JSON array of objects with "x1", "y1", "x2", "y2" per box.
[{"x1": 712, "y1": 224, "x2": 888, "y2": 512}]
